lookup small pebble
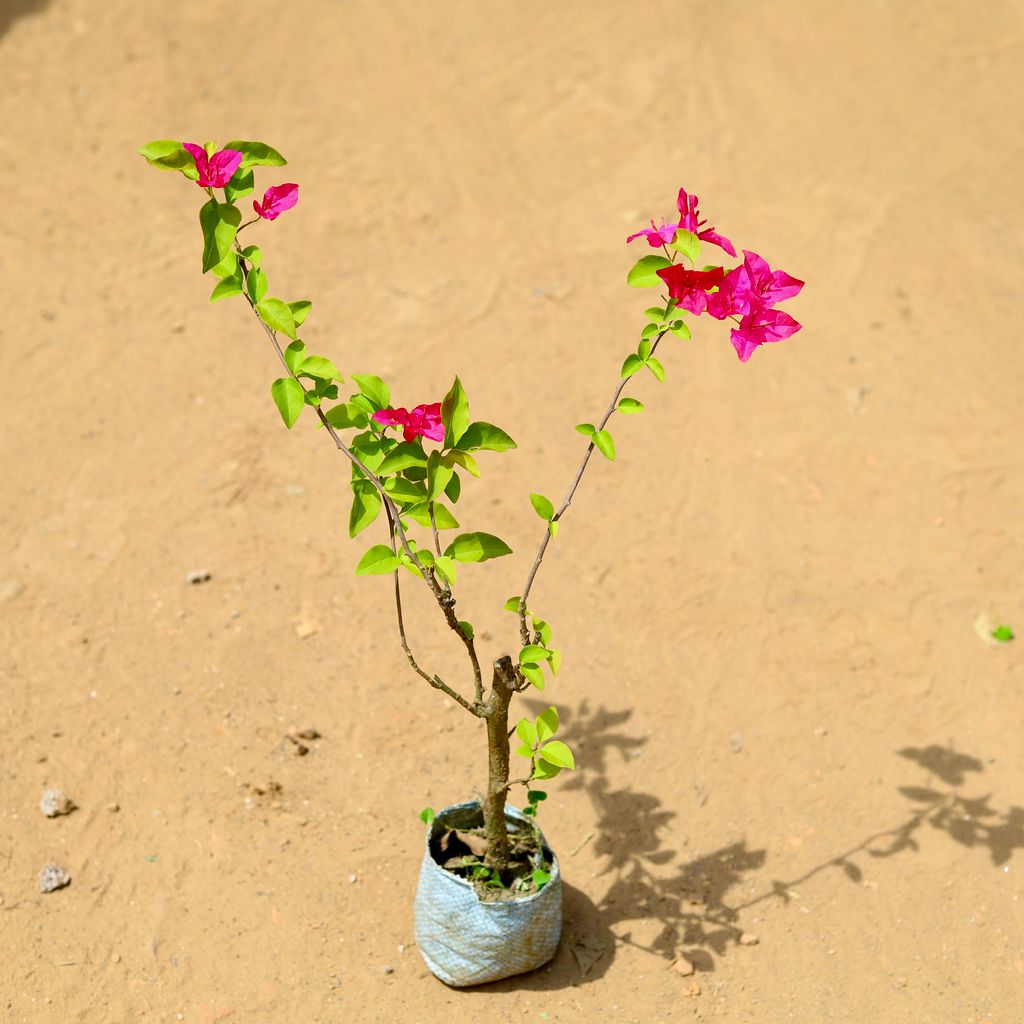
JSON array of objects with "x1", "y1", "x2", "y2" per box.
[
  {"x1": 107, "y1": 802, "x2": 120, "y2": 813},
  {"x1": 111, "y1": 952, "x2": 121, "y2": 964},
  {"x1": 381, "y1": 965, "x2": 394, "y2": 975},
  {"x1": 729, "y1": 733, "x2": 743, "y2": 753},
  {"x1": 186, "y1": 569, "x2": 212, "y2": 585},
  {"x1": 38, "y1": 865, "x2": 71, "y2": 893},
  {"x1": 41, "y1": 788, "x2": 75, "y2": 818},
  {"x1": 673, "y1": 957, "x2": 695, "y2": 977},
  {"x1": 348, "y1": 874, "x2": 358, "y2": 884},
  {"x1": 739, "y1": 932, "x2": 759, "y2": 946}
]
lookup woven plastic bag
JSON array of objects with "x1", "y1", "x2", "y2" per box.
[{"x1": 414, "y1": 801, "x2": 562, "y2": 987}]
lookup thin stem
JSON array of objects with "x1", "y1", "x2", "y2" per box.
[{"x1": 517, "y1": 328, "x2": 670, "y2": 644}]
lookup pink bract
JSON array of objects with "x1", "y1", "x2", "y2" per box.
[
  {"x1": 626, "y1": 218, "x2": 680, "y2": 248},
  {"x1": 373, "y1": 403, "x2": 445, "y2": 443},
  {"x1": 253, "y1": 183, "x2": 299, "y2": 221},
  {"x1": 741, "y1": 250, "x2": 804, "y2": 308},
  {"x1": 729, "y1": 308, "x2": 802, "y2": 363},
  {"x1": 706, "y1": 264, "x2": 754, "y2": 320},
  {"x1": 656, "y1": 264, "x2": 725, "y2": 316},
  {"x1": 183, "y1": 142, "x2": 242, "y2": 189},
  {"x1": 676, "y1": 188, "x2": 737, "y2": 258}
]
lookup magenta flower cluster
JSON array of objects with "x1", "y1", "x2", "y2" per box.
[
  {"x1": 373, "y1": 403, "x2": 445, "y2": 443},
  {"x1": 183, "y1": 142, "x2": 299, "y2": 223},
  {"x1": 628, "y1": 188, "x2": 803, "y2": 362}
]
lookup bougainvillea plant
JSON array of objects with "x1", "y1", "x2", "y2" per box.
[{"x1": 138, "y1": 138, "x2": 803, "y2": 891}]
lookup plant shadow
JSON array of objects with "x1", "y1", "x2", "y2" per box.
[
  {"x1": 0, "y1": 0, "x2": 50, "y2": 42},
  {"x1": 467, "y1": 709, "x2": 1024, "y2": 994}
]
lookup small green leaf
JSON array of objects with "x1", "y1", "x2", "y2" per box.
[
  {"x1": 536, "y1": 706, "x2": 559, "y2": 742},
  {"x1": 404, "y1": 501, "x2": 459, "y2": 530},
  {"x1": 621, "y1": 354, "x2": 644, "y2": 378},
  {"x1": 458, "y1": 620, "x2": 474, "y2": 640},
  {"x1": 210, "y1": 273, "x2": 243, "y2": 303},
  {"x1": 444, "y1": 472, "x2": 461, "y2": 504},
  {"x1": 246, "y1": 267, "x2": 268, "y2": 303},
  {"x1": 241, "y1": 244, "x2": 263, "y2": 269},
  {"x1": 592, "y1": 429, "x2": 616, "y2": 461},
  {"x1": 992, "y1": 624, "x2": 1015, "y2": 642},
  {"x1": 618, "y1": 397, "x2": 644, "y2": 414},
  {"x1": 638, "y1": 338, "x2": 652, "y2": 360},
  {"x1": 351, "y1": 374, "x2": 390, "y2": 411},
  {"x1": 283, "y1": 340, "x2": 307, "y2": 375},
  {"x1": 538, "y1": 739, "x2": 575, "y2": 770},
  {"x1": 548, "y1": 520, "x2": 559, "y2": 538},
  {"x1": 355, "y1": 544, "x2": 401, "y2": 576},
  {"x1": 532, "y1": 757, "x2": 561, "y2": 780},
  {"x1": 516, "y1": 719, "x2": 538, "y2": 747},
  {"x1": 434, "y1": 554, "x2": 457, "y2": 585},
  {"x1": 504, "y1": 596, "x2": 524, "y2": 613},
  {"x1": 574, "y1": 423, "x2": 596, "y2": 437},
  {"x1": 640, "y1": 323, "x2": 658, "y2": 340},
  {"x1": 303, "y1": 391, "x2": 321, "y2": 407},
  {"x1": 210, "y1": 250, "x2": 238, "y2": 279},
  {"x1": 530, "y1": 493, "x2": 554, "y2": 521},
  {"x1": 427, "y1": 451, "x2": 454, "y2": 501},
  {"x1": 548, "y1": 648, "x2": 562, "y2": 675},
  {"x1": 137, "y1": 139, "x2": 193, "y2": 172},
  {"x1": 256, "y1": 297, "x2": 297, "y2": 339},
  {"x1": 288, "y1": 300, "x2": 312, "y2": 327},
  {"x1": 520, "y1": 644, "x2": 551, "y2": 664},
  {"x1": 419, "y1": 807, "x2": 435, "y2": 825},
  {"x1": 223, "y1": 139, "x2": 287, "y2": 168},
  {"x1": 378, "y1": 442, "x2": 428, "y2": 475},
  {"x1": 644, "y1": 305, "x2": 665, "y2": 322},
  {"x1": 646, "y1": 356, "x2": 666, "y2": 383},
  {"x1": 515, "y1": 743, "x2": 535, "y2": 759},
  {"x1": 271, "y1": 377, "x2": 304, "y2": 429},
  {"x1": 299, "y1": 355, "x2": 341, "y2": 381},
  {"x1": 441, "y1": 376, "x2": 470, "y2": 448},
  {"x1": 458, "y1": 421, "x2": 517, "y2": 453},
  {"x1": 626, "y1": 254, "x2": 672, "y2": 288},
  {"x1": 224, "y1": 166, "x2": 254, "y2": 203},
  {"x1": 670, "y1": 320, "x2": 691, "y2": 339},
  {"x1": 532, "y1": 868, "x2": 551, "y2": 889},
  {"x1": 519, "y1": 663, "x2": 545, "y2": 690},
  {"x1": 199, "y1": 199, "x2": 241, "y2": 274},
  {"x1": 444, "y1": 532, "x2": 513, "y2": 563},
  {"x1": 533, "y1": 619, "x2": 553, "y2": 646},
  {"x1": 385, "y1": 476, "x2": 426, "y2": 504},
  {"x1": 671, "y1": 228, "x2": 701, "y2": 263},
  {"x1": 527, "y1": 789, "x2": 547, "y2": 803},
  {"x1": 445, "y1": 450, "x2": 480, "y2": 478},
  {"x1": 348, "y1": 480, "x2": 383, "y2": 538}
]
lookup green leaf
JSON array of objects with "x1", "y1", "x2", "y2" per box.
[
  {"x1": 532, "y1": 868, "x2": 551, "y2": 889},
  {"x1": 644, "y1": 305, "x2": 665, "y2": 322},
  {"x1": 520, "y1": 644, "x2": 551, "y2": 664},
  {"x1": 671, "y1": 228, "x2": 701, "y2": 263},
  {"x1": 516, "y1": 719, "x2": 538, "y2": 747},
  {"x1": 241, "y1": 244, "x2": 263, "y2": 269},
  {"x1": 670, "y1": 320, "x2": 691, "y2": 339},
  {"x1": 384, "y1": 476, "x2": 426, "y2": 504},
  {"x1": 444, "y1": 472, "x2": 461, "y2": 504},
  {"x1": 621, "y1": 354, "x2": 644, "y2": 378},
  {"x1": 638, "y1": 338, "x2": 652, "y2": 360},
  {"x1": 548, "y1": 520, "x2": 559, "y2": 539},
  {"x1": 592, "y1": 429, "x2": 615, "y2": 461},
  {"x1": 530, "y1": 493, "x2": 554, "y2": 521},
  {"x1": 992, "y1": 624, "x2": 1015, "y2": 642},
  {"x1": 350, "y1": 434, "x2": 387, "y2": 473},
  {"x1": 515, "y1": 743, "x2": 535, "y2": 759},
  {"x1": 299, "y1": 355, "x2": 340, "y2": 381},
  {"x1": 527, "y1": 789, "x2": 547, "y2": 803},
  {"x1": 574, "y1": 423, "x2": 596, "y2": 437},
  {"x1": 284, "y1": 340, "x2": 308, "y2": 375},
  {"x1": 224, "y1": 166, "x2": 254, "y2": 203},
  {"x1": 458, "y1": 620, "x2": 474, "y2": 640},
  {"x1": 504, "y1": 596, "x2": 524, "y2": 613},
  {"x1": 444, "y1": 532, "x2": 512, "y2": 564},
  {"x1": 646, "y1": 356, "x2": 666, "y2": 383},
  {"x1": 538, "y1": 740, "x2": 575, "y2": 770},
  {"x1": 210, "y1": 250, "x2": 238, "y2": 279},
  {"x1": 223, "y1": 140, "x2": 287, "y2": 168},
  {"x1": 640, "y1": 323, "x2": 658, "y2": 340},
  {"x1": 532, "y1": 757, "x2": 561, "y2": 780},
  {"x1": 246, "y1": 267, "x2": 268, "y2": 303},
  {"x1": 458, "y1": 421, "x2": 517, "y2": 453},
  {"x1": 533, "y1": 619, "x2": 553, "y2": 646},
  {"x1": 210, "y1": 273, "x2": 243, "y2": 303},
  {"x1": 271, "y1": 377, "x2": 304, "y2": 429},
  {"x1": 256, "y1": 297, "x2": 297, "y2": 339},
  {"x1": 303, "y1": 391, "x2": 321, "y2": 408},
  {"x1": 445, "y1": 450, "x2": 480, "y2": 478},
  {"x1": 419, "y1": 807, "x2": 435, "y2": 825},
  {"x1": 519, "y1": 663, "x2": 545, "y2": 690},
  {"x1": 434, "y1": 554, "x2": 457, "y2": 585},
  {"x1": 404, "y1": 501, "x2": 459, "y2": 530},
  {"x1": 618, "y1": 397, "x2": 644, "y2": 414},
  {"x1": 626, "y1": 254, "x2": 672, "y2": 288},
  {"x1": 137, "y1": 139, "x2": 192, "y2": 172},
  {"x1": 199, "y1": 199, "x2": 241, "y2": 274},
  {"x1": 427, "y1": 451, "x2": 454, "y2": 501},
  {"x1": 351, "y1": 374, "x2": 390, "y2": 411},
  {"x1": 349, "y1": 480, "x2": 383, "y2": 538},
  {"x1": 548, "y1": 648, "x2": 562, "y2": 675},
  {"x1": 536, "y1": 706, "x2": 559, "y2": 742},
  {"x1": 441, "y1": 376, "x2": 470, "y2": 448},
  {"x1": 378, "y1": 442, "x2": 427, "y2": 475},
  {"x1": 355, "y1": 544, "x2": 401, "y2": 576},
  {"x1": 288, "y1": 300, "x2": 312, "y2": 327}
]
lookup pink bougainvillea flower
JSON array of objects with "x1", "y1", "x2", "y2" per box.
[
  {"x1": 656, "y1": 264, "x2": 725, "y2": 315},
  {"x1": 626, "y1": 218, "x2": 680, "y2": 248},
  {"x1": 253, "y1": 183, "x2": 299, "y2": 221},
  {"x1": 373, "y1": 403, "x2": 444, "y2": 443},
  {"x1": 183, "y1": 142, "x2": 243, "y2": 189},
  {"x1": 676, "y1": 188, "x2": 737, "y2": 258},
  {"x1": 729, "y1": 307, "x2": 802, "y2": 363},
  {"x1": 706, "y1": 263, "x2": 754, "y2": 320},
  {"x1": 740, "y1": 250, "x2": 804, "y2": 308}
]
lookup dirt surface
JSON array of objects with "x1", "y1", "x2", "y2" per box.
[{"x1": 2, "y1": 1, "x2": 1023, "y2": 1021}]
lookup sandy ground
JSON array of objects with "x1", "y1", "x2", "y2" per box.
[{"x1": 2, "y1": 0, "x2": 1023, "y2": 1020}]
